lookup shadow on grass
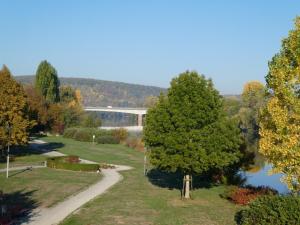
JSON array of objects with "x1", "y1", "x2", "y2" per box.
[
  {"x1": 36, "y1": 142, "x2": 65, "y2": 153},
  {"x1": 8, "y1": 167, "x2": 35, "y2": 178},
  {"x1": 147, "y1": 169, "x2": 214, "y2": 192},
  {"x1": 0, "y1": 142, "x2": 65, "y2": 162},
  {"x1": 0, "y1": 190, "x2": 39, "y2": 225}
]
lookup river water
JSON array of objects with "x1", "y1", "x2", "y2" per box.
[{"x1": 241, "y1": 164, "x2": 289, "y2": 194}]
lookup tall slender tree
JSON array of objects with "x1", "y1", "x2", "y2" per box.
[
  {"x1": 239, "y1": 81, "x2": 265, "y2": 152},
  {"x1": 144, "y1": 71, "x2": 242, "y2": 199},
  {"x1": 260, "y1": 17, "x2": 300, "y2": 193},
  {"x1": 35, "y1": 60, "x2": 60, "y2": 103}
]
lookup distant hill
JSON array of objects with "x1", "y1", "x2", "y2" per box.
[{"x1": 15, "y1": 75, "x2": 166, "y2": 107}]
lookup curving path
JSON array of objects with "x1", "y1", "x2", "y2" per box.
[
  {"x1": 19, "y1": 139, "x2": 132, "y2": 225},
  {"x1": 24, "y1": 165, "x2": 132, "y2": 225}
]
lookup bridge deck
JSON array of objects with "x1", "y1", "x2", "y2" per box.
[{"x1": 84, "y1": 107, "x2": 147, "y2": 115}]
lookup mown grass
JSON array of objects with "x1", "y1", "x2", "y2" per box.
[
  {"x1": 0, "y1": 145, "x2": 47, "y2": 169},
  {"x1": 0, "y1": 167, "x2": 101, "y2": 208},
  {"x1": 40, "y1": 136, "x2": 242, "y2": 225}
]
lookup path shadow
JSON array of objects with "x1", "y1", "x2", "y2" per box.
[
  {"x1": 0, "y1": 190, "x2": 39, "y2": 225},
  {"x1": 147, "y1": 169, "x2": 215, "y2": 192}
]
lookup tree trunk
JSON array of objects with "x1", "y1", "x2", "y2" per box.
[{"x1": 184, "y1": 174, "x2": 190, "y2": 199}]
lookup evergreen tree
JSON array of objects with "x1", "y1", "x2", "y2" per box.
[
  {"x1": 144, "y1": 71, "x2": 242, "y2": 199},
  {"x1": 0, "y1": 65, "x2": 34, "y2": 151},
  {"x1": 35, "y1": 60, "x2": 60, "y2": 103},
  {"x1": 259, "y1": 17, "x2": 300, "y2": 193}
]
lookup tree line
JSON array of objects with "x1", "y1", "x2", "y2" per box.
[
  {"x1": 0, "y1": 60, "x2": 101, "y2": 154},
  {"x1": 16, "y1": 75, "x2": 165, "y2": 107}
]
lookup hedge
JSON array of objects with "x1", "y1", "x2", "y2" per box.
[
  {"x1": 96, "y1": 135, "x2": 119, "y2": 144},
  {"x1": 47, "y1": 156, "x2": 99, "y2": 172},
  {"x1": 236, "y1": 195, "x2": 300, "y2": 225},
  {"x1": 73, "y1": 129, "x2": 95, "y2": 142},
  {"x1": 63, "y1": 128, "x2": 116, "y2": 143}
]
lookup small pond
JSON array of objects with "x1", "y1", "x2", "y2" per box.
[{"x1": 241, "y1": 163, "x2": 289, "y2": 194}]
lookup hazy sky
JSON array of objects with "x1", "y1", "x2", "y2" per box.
[{"x1": 1, "y1": 1, "x2": 299, "y2": 94}]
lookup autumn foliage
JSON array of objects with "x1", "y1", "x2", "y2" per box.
[
  {"x1": 0, "y1": 66, "x2": 34, "y2": 150},
  {"x1": 259, "y1": 17, "x2": 300, "y2": 192},
  {"x1": 222, "y1": 185, "x2": 277, "y2": 205}
]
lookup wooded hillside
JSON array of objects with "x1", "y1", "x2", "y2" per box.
[{"x1": 16, "y1": 75, "x2": 166, "y2": 107}]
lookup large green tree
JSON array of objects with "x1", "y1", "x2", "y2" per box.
[
  {"x1": 0, "y1": 65, "x2": 34, "y2": 152},
  {"x1": 35, "y1": 60, "x2": 60, "y2": 103},
  {"x1": 144, "y1": 71, "x2": 242, "y2": 198},
  {"x1": 259, "y1": 17, "x2": 300, "y2": 193}
]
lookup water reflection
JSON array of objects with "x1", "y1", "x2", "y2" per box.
[{"x1": 241, "y1": 164, "x2": 289, "y2": 194}]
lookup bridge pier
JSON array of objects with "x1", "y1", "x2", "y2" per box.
[{"x1": 138, "y1": 114, "x2": 143, "y2": 127}]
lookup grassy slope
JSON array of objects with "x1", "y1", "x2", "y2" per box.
[{"x1": 40, "y1": 136, "x2": 242, "y2": 225}]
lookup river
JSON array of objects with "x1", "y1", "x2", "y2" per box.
[{"x1": 241, "y1": 163, "x2": 289, "y2": 194}]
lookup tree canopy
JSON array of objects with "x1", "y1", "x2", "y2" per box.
[
  {"x1": 239, "y1": 81, "x2": 265, "y2": 152},
  {"x1": 35, "y1": 60, "x2": 60, "y2": 103},
  {"x1": 144, "y1": 71, "x2": 242, "y2": 176},
  {"x1": 24, "y1": 85, "x2": 49, "y2": 132},
  {"x1": 0, "y1": 66, "x2": 34, "y2": 150},
  {"x1": 259, "y1": 17, "x2": 300, "y2": 192}
]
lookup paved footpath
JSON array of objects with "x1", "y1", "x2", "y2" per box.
[
  {"x1": 18, "y1": 139, "x2": 132, "y2": 225},
  {"x1": 24, "y1": 165, "x2": 131, "y2": 225}
]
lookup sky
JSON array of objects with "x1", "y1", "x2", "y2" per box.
[{"x1": 0, "y1": 1, "x2": 299, "y2": 94}]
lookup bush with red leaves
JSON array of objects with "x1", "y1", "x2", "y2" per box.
[
  {"x1": 64, "y1": 155, "x2": 80, "y2": 163},
  {"x1": 221, "y1": 185, "x2": 278, "y2": 205}
]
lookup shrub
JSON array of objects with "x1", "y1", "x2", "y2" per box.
[
  {"x1": 47, "y1": 156, "x2": 99, "y2": 172},
  {"x1": 73, "y1": 129, "x2": 95, "y2": 142},
  {"x1": 221, "y1": 185, "x2": 277, "y2": 205},
  {"x1": 97, "y1": 135, "x2": 119, "y2": 144},
  {"x1": 125, "y1": 137, "x2": 144, "y2": 151},
  {"x1": 236, "y1": 195, "x2": 300, "y2": 225},
  {"x1": 63, "y1": 128, "x2": 78, "y2": 138},
  {"x1": 63, "y1": 127, "x2": 118, "y2": 144},
  {"x1": 95, "y1": 129, "x2": 113, "y2": 137},
  {"x1": 64, "y1": 155, "x2": 80, "y2": 163},
  {"x1": 112, "y1": 128, "x2": 128, "y2": 143}
]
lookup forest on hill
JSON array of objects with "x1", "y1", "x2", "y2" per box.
[{"x1": 15, "y1": 75, "x2": 166, "y2": 107}]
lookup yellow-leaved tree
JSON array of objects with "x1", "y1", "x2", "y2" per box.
[
  {"x1": 0, "y1": 65, "x2": 34, "y2": 152},
  {"x1": 259, "y1": 17, "x2": 300, "y2": 193}
]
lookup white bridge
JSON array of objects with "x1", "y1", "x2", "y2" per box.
[{"x1": 84, "y1": 107, "x2": 148, "y2": 128}]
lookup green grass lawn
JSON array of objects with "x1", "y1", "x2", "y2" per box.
[
  {"x1": 0, "y1": 145, "x2": 47, "y2": 169},
  {"x1": 40, "y1": 136, "x2": 242, "y2": 225},
  {"x1": 0, "y1": 167, "x2": 101, "y2": 208}
]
